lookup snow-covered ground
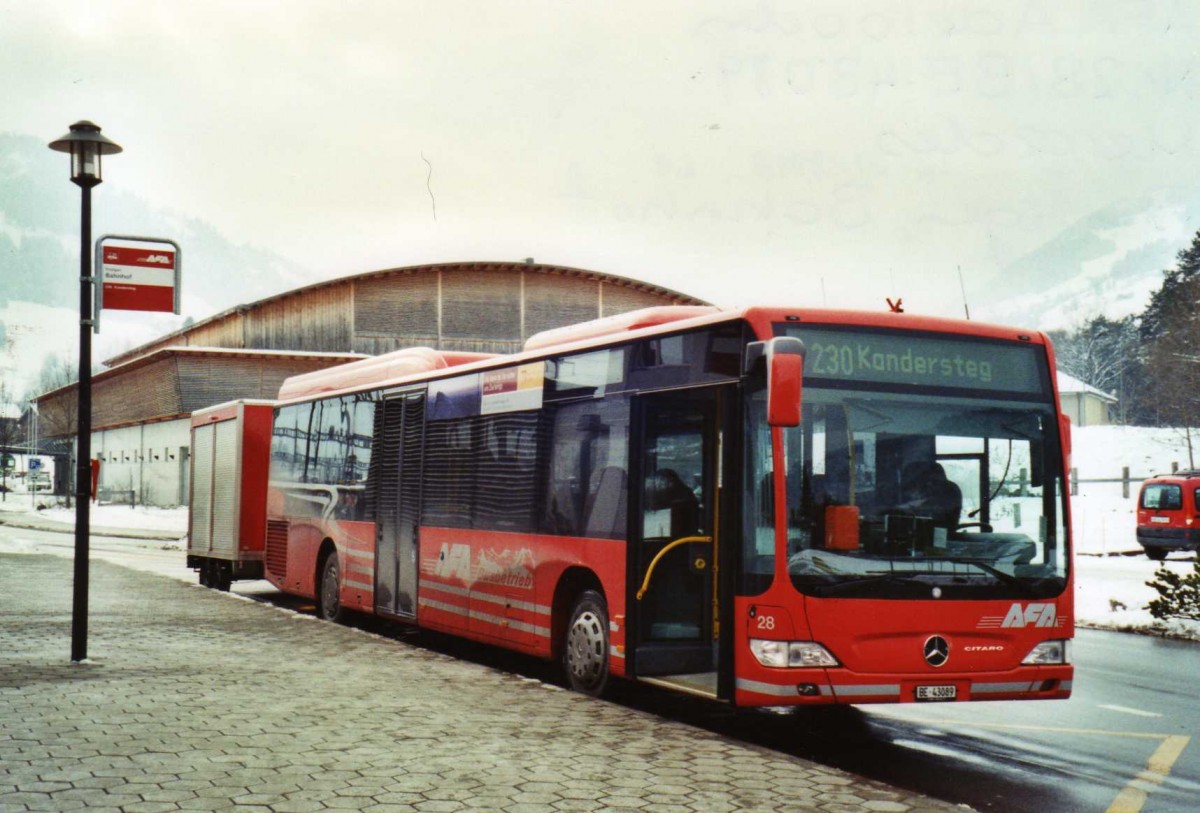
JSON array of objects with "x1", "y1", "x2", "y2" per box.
[
  {"x1": 2, "y1": 422, "x2": 1199, "y2": 642},
  {"x1": 1068, "y1": 424, "x2": 1200, "y2": 640}
]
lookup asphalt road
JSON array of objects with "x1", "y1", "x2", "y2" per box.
[
  {"x1": 733, "y1": 629, "x2": 1200, "y2": 813},
  {"x1": 4, "y1": 524, "x2": 1198, "y2": 813}
]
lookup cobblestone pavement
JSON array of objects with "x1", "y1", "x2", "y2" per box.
[{"x1": 0, "y1": 554, "x2": 964, "y2": 812}]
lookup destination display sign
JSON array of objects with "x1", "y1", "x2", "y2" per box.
[{"x1": 782, "y1": 326, "x2": 1047, "y2": 395}]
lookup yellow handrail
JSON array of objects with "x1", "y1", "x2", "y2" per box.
[{"x1": 635, "y1": 535, "x2": 713, "y2": 601}]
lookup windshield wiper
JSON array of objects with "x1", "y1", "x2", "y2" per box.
[
  {"x1": 806, "y1": 572, "x2": 936, "y2": 597},
  {"x1": 937, "y1": 556, "x2": 1036, "y2": 596}
]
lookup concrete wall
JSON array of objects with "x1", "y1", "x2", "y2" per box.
[
  {"x1": 93, "y1": 419, "x2": 191, "y2": 508},
  {"x1": 1060, "y1": 392, "x2": 1112, "y2": 427}
]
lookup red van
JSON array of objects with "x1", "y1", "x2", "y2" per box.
[{"x1": 1136, "y1": 472, "x2": 1200, "y2": 560}]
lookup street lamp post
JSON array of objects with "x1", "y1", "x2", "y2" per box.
[
  {"x1": 48, "y1": 121, "x2": 122, "y2": 663},
  {"x1": 29, "y1": 402, "x2": 38, "y2": 510}
]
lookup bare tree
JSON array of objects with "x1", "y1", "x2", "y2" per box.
[
  {"x1": 1049, "y1": 314, "x2": 1142, "y2": 424},
  {"x1": 27, "y1": 352, "x2": 78, "y2": 506}
]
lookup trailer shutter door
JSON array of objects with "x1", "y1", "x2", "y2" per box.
[
  {"x1": 190, "y1": 424, "x2": 215, "y2": 553},
  {"x1": 210, "y1": 419, "x2": 240, "y2": 557}
]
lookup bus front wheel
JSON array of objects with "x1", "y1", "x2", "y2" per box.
[{"x1": 563, "y1": 590, "x2": 609, "y2": 696}]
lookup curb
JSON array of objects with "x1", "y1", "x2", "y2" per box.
[{"x1": 0, "y1": 515, "x2": 185, "y2": 543}]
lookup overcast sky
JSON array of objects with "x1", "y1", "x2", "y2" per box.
[{"x1": 4, "y1": 1, "x2": 1200, "y2": 319}]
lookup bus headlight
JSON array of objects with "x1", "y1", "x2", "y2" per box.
[
  {"x1": 1021, "y1": 639, "x2": 1071, "y2": 665},
  {"x1": 750, "y1": 639, "x2": 839, "y2": 668}
]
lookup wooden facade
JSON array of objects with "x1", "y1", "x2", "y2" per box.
[
  {"x1": 106, "y1": 262, "x2": 706, "y2": 366},
  {"x1": 37, "y1": 349, "x2": 363, "y2": 437}
]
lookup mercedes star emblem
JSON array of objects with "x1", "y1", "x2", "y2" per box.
[{"x1": 924, "y1": 635, "x2": 950, "y2": 667}]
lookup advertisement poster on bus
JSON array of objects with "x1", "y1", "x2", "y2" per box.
[
  {"x1": 481, "y1": 363, "x2": 544, "y2": 415},
  {"x1": 429, "y1": 362, "x2": 545, "y2": 420}
]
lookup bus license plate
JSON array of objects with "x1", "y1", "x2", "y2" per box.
[{"x1": 916, "y1": 685, "x2": 956, "y2": 702}]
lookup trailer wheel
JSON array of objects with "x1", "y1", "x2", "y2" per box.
[
  {"x1": 563, "y1": 590, "x2": 609, "y2": 696},
  {"x1": 318, "y1": 552, "x2": 346, "y2": 623},
  {"x1": 214, "y1": 563, "x2": 232, "y2": 592}
]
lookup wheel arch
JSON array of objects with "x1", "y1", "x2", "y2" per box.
[{"x1": 551, "y1": 566, "x2": 605, "y2": 659}]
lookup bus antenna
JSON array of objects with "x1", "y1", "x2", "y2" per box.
[{"x1": 958, "y1": 265, "x2": 971, "y2": 320}]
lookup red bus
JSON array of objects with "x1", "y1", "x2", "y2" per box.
[{"x1": 192, "y1": 305, "x2": 1074, "y2": 706}]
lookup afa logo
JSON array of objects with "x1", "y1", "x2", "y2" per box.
[
  {"x1": 434, "y1": 543, "x2": 473, "y2": 581},
  {"x1": 430, "y1": 542, "x2": 535, "y2": 589},
  {"x1": 1001, "y1": 602, "x2": 1057, "y2": 628}
]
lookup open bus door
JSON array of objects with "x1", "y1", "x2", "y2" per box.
[{"x1": 629, "y1": 386, "x2": 735, "y2": 700}]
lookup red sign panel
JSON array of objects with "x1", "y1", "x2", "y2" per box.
[{"x1": 98, "y1": 238, "x2": 179, "y2": 313}]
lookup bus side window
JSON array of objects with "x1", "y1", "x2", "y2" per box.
[
  {"x1": 584, "y1": 467, "x2": 627, "y2": 538},
  {"x1": 543, "y1": 397, "x2": 630, "y2": 539}
]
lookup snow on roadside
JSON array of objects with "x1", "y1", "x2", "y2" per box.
[
  {"x1": 32, "y1": 502, "x2": 189, "y2": 533},
  {"x1": 1068, "y1": 424, "x2": 1200, "y2": 641}
]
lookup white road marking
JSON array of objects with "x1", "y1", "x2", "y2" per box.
[{"x1": 1098, "y1": 704, "x2": 1163, "y2": 719}]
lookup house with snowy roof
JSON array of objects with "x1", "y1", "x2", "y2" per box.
[{"x1": 1057, "y1": 371, "x2": 1118, "y2": 427}]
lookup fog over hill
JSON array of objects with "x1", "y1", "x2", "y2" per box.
[{"x1": 972, "y1": 189, "x2": 1200, "y2": 331}]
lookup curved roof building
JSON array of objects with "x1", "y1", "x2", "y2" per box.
[{"x1": 107, "y1": 260, "x2": 707, "y2": 367}]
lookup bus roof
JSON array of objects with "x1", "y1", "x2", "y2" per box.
[{"x1": 275, "y1": 305, "x2": 1051, "y2": 405}]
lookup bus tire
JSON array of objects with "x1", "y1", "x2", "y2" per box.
[
  {"x1": 563, "y1": 590, "x2": 609, "y2": 697},
  {"x1": 318, "y1": 552, "x2": 346, "y2": 623}
]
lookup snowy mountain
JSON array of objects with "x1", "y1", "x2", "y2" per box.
[{"x1": 973, "y1": 191, "x2": 1200, "y2": 331}]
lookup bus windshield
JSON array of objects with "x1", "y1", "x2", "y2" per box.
[{"x1": 744, "y1": 327, "x2": 1069, "y2": 601}]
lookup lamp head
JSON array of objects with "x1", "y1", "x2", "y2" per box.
[{"x1": 49, "y1": 120, "x2": 122, "y2": 187}]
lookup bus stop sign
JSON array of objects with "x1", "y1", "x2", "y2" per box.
[{"x1": 96, "y1": 236, "x2": 181, "y2": 315}]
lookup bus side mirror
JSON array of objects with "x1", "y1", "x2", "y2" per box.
[
  {"x1": 769, "y1": 352, "x2": 803, "y2": 427},
  {"x1": 745, "y1": 337, "x2": 805, "y2": 427},
  {"x1": 1059, "y1": 414, "x2": 1072, "y2": 465}
]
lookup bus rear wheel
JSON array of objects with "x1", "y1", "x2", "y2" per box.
[
  {"x1": 318, "y1": 552, "x2": 346, "y2": 623},
  {"x1": 563, "y1": 590, "x2": 609, "y2": 696}
]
